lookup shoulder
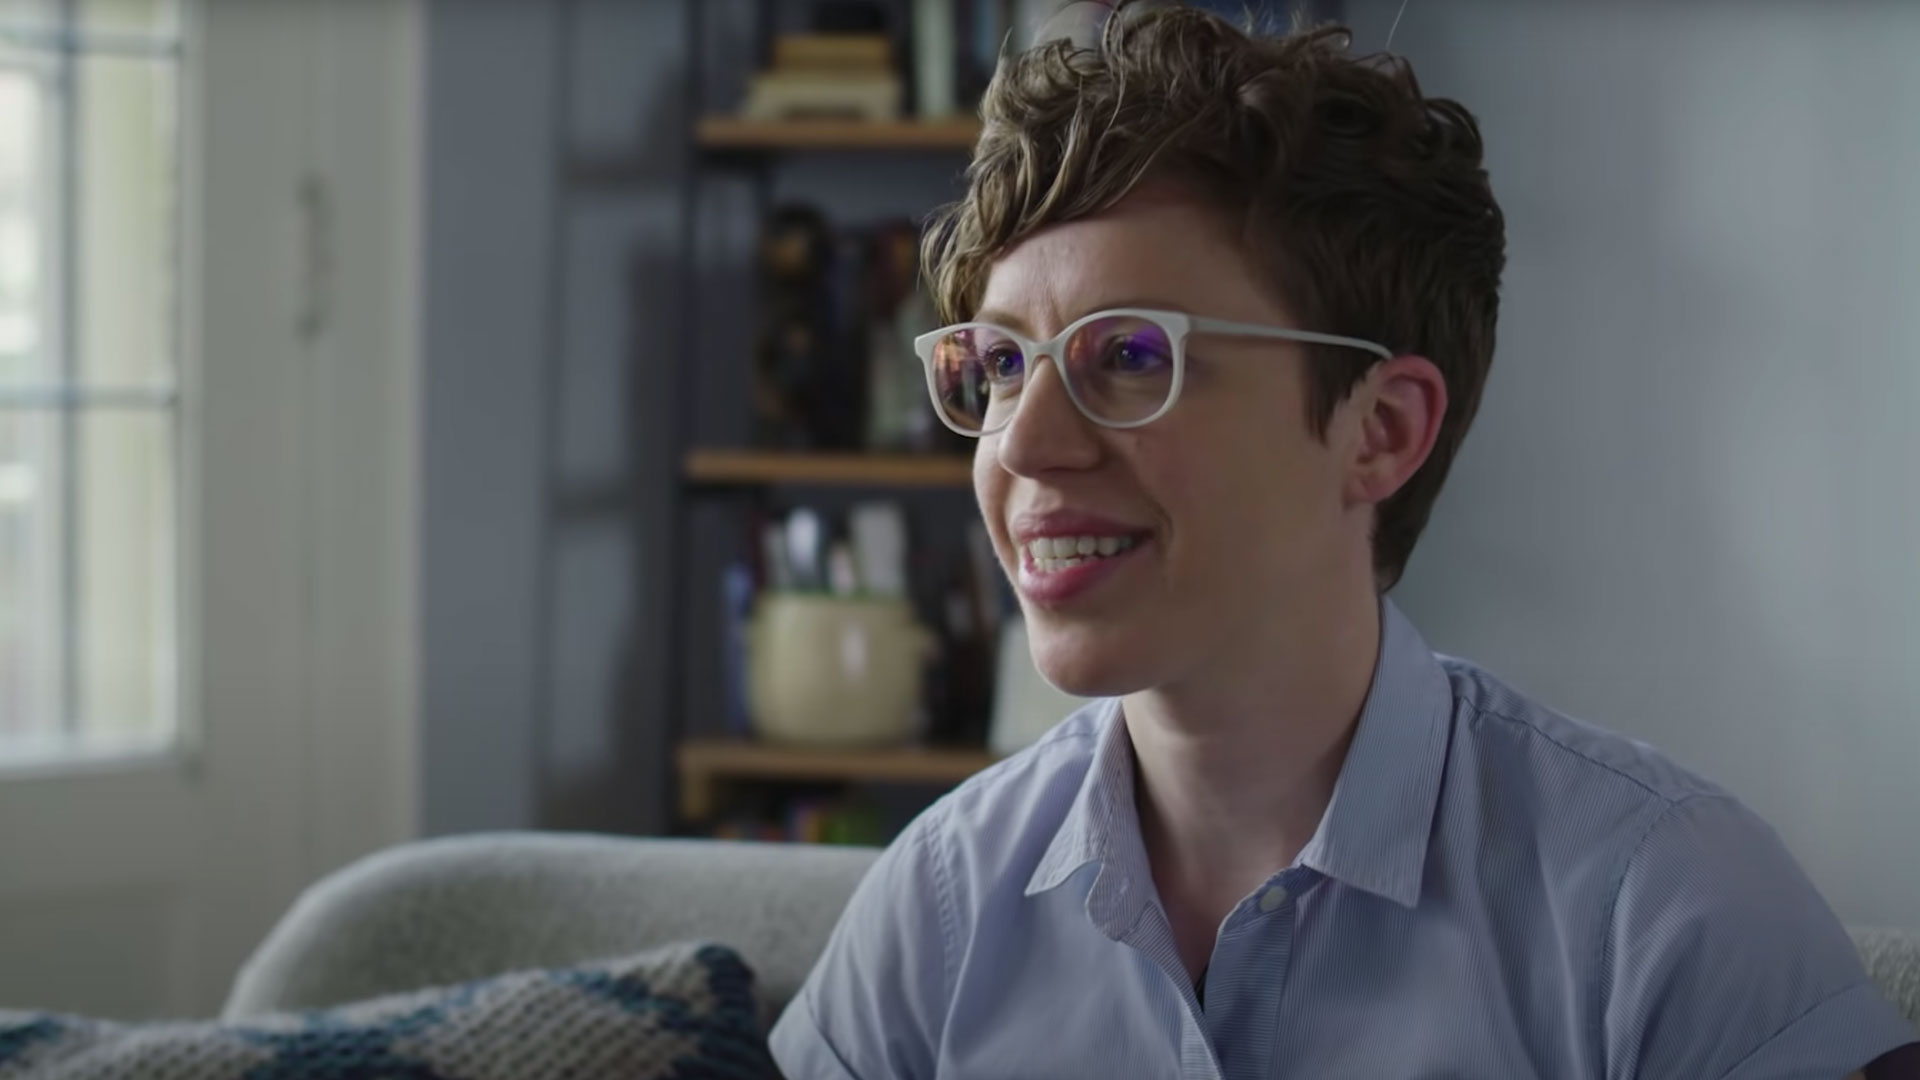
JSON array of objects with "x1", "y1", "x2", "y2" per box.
[
  {"x1": 1599, "y1": 792, "x2": 1906, "y2": 1075},
  {"x1": 771, "y1": 703, "x2": 1117, "y2": 1078},
  {"x1": 892, "y1": 701, "x2": 1110, "y2": 906},
  {"x1": 1433, "y1": 658, "x2": 1908, "y2": 1075},
  {"x1": 1438, "y1": 654, "x2": 1728, "y2": 807},
  {"x1": 1433, "y1": 655, "x2": 1790, "y2": 915}
]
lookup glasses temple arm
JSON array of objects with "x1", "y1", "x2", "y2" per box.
[{"x1": 1186, "y1": 317, "x2": 1395, "y2": 361}]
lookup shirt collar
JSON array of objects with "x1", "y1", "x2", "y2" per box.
[
  {"x1": 1024, "y1": 597, "x2": 1454, "y2": 911},
  {"x1": 1024, "y1": 699, "x2": 1141, "y2": 905},
  {"x1": 1293, "y1": 598, "x2": 1453, "y2": 907}
]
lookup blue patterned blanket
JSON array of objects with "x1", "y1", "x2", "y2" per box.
[{"x1": 0, "y1": 940, "x2": 775, "y2": 1079}]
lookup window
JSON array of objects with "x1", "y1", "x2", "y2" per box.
[{"x1": 0, "y1": 0, "x2": 180, "y2": 760}]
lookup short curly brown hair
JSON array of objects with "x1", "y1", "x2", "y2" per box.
[{"x1": 922, "y1": 2, "x2": 1506, "y2": 590}]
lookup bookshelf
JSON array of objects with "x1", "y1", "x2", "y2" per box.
[
  {"x1": 634, "y1": 4, "x2": 994, "y2": 844},
  {"x1": 677, "y1": 739, "x2": 998, "y2": 822},
  {"x1": 696, "y1": 116, "x2": 981, "y2": 151},
  {"x1": 684, "y1": 449, "x2": 973, "y2": 489}
]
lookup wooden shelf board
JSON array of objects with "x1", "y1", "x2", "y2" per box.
[
  {"x1": 684, "y1": 449, "x2": 973, "y2": 488},
  {"x1": 679, "y1": 738, "x2": 995, "y2": 783},
  {"x1": 696, "y1": 116, "x2": 980, "y2": 150},
  {"x1": 677, "y1": 739, "x2": 996, "y2": 820}
]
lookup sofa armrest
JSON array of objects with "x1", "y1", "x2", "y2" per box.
[
  {"x1": 222, "y1": 832, "x2": 878, "y2": 1027},
  {"x1": 1851, "y1": 926, "x2": 1920, "y2": 1031}
]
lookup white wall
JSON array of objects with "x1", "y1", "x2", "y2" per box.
[
  {"x1": 0, "y1": 0, "x2": 423, "y2": 1018},
  {"x1": 1357, "y1": 0, "x2": 1920, "y2": 925}
]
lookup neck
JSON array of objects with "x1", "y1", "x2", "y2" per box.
[{"x1": 1124, "y1": 588, "x2": 1382, "y2": 897}]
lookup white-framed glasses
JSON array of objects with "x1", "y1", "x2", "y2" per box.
[{"x1": 914, "y1": 307, "x2": 1392, "y2": 437}]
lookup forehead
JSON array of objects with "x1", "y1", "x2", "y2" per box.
[{"x1": 974, "y1": 189, "x2": 1288, "y2": 334}]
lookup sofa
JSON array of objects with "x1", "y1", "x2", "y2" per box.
[
  {"x1": 223, "y1": 833, "x2": 878, "y2": 1027},
  {"x1": 223, "y1": 831, "x2": 1920, "y2": 1036}
]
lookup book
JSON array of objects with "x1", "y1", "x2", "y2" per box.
[
  {"x1": 772, "y1": 33, "x2": 893, "y2": 71},
  {"x1": 743, "y1": 71, "x2": 904, "y2": 123}
]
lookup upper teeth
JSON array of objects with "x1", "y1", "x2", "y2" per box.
[{"x1": 1023, "y1": 534, "x2": 1135, "y2": 566}]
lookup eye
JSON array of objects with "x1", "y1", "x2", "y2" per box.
[
  {"x1": 1099, "y1": 331, "x2": 1173, "y2": 375},
  {"x1": 984, "y1": 343, "x2": 1025, "y2": 382}
]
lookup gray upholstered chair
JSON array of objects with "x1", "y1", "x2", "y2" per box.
[{"x1": 223, "y1": 833, "x2": 878, "y2": 1029}]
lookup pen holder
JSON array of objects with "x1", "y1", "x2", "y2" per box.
[{"x1": 746, "y1": 593, "x2": 935, "y2": 747}]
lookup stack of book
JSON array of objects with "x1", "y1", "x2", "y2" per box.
[{"x1": 742, "y1": 33, "x2": 903, "y2": 122}]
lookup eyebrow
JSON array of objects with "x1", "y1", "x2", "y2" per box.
[{"x1": 970, "y1": 299, "x2": 1192, "y2": 335}]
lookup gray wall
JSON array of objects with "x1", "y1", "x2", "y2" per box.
[
  {"x1": 418, "y1": 0, "x2": 684, "y2": 836},
  {"x1": 1351, "y1": 0, "x2": 1920, "y2": 925},
  {"x1": 418, "y1": 0, "x2": 555, "y2": 834}
]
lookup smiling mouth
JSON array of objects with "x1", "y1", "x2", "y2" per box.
[{"x1": 1020, "y1": 533, "x2": 1141, "y2": 574}]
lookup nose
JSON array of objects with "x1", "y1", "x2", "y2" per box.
[{"x1": 990, "y1": 352, "x2": 1102, "y2": 477}]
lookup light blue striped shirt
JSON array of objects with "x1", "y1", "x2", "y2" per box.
[{"x1": 770, "y1": 600, "x2": 1914, "y2": 1078}]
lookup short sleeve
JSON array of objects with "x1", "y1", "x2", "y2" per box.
[
  {"x1": 769, "y1": 813, "x2": 954, "y2": 1080},
  {"x1": 1602, "y1": 794, "x2": 1915, "y2": 1080}
]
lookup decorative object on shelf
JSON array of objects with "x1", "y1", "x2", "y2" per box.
[
  {"x1": 826, "y1": 540, "x2": 860, "y2": 596},
  {"x1": 988, "y1": 614, "x2": 1091, "y2": 756},
  {"x1": 963, "y1": 517, "x2": 1006, "y2": 642},
  {"x1": 719, "y1": 561, "x2": 757, "y2": 737},
  {"x1": 928, "y1": 575, "x2": 993, "y2": 747},
  {"x1": 746, "y1": 593, "x2": 935, "y2": 747},
  {"x1": 912, "y1": 0, "x2": 959, "y2": 118},
  {"x1": 784, "y1": 507, "x2": 827, "y2": 590},
  {"x1": 920, "y1": 519, "x2": 998, "y2": 747},
  {"x1": 848, "y1": 502, "x2": 909, "y2": 597},
  {"x1": 863, "y1": 220, "x2": 946, "y2": 452},
  {"x1": 752, "y1": 205, "x2": 865, "y2": 449},
  {"x1": 742, "y1": 4, "x2": 904, "y2": 124}
]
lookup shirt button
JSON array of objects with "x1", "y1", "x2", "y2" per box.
[{"x1": 1258, "y1": 885, "x2": 1288, "y2": 913}]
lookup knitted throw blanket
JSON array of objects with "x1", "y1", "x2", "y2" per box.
[{"x1": 0, "y1": 940, "x2": 776, "y2": 1079}]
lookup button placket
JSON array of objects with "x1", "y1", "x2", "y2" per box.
[{"x1": 1200, "y1": 875, "x2": 1302, "y2": 1079}]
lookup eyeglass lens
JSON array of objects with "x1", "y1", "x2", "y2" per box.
[{"x1": 929, "y1": 314, "x2": 1177, "y2": 433}]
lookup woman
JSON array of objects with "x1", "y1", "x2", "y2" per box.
[{"x1": 770, "y1": 5, "x2": 1912, "y2": 1077}]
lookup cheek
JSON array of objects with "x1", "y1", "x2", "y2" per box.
[{"x1": 1147, "y1": 407, "x2": 1336, "y2": 551}]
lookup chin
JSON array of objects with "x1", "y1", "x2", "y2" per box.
[{"x1": 1026, "y1": 618, "x2": 1164, "y2": 698}]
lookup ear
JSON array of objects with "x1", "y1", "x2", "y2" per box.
[{"x1": 1343, "y1": 355, "x2": 1448, "y2": 508}]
